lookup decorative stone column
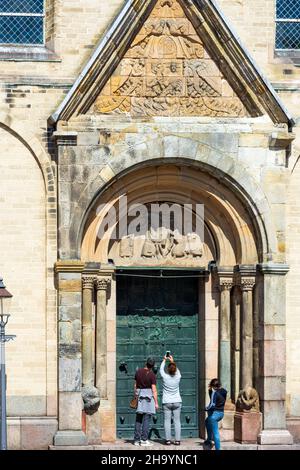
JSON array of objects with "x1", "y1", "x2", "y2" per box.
[
  {"x1": 257, "y1": 263, "x2": 293, "y2": 445},
  {"x1": 217, "y1": 268, "x2": 234, "y2": 398},
  {"x1": 216, "y1": 268, "x2": 235, "y2": 441},
  {"x1": 231, "y1": 287, "x2": 241, "y2": 402},
  {"x1": 236, "y1": 265, "x2": 256, "y2": 390},
  {"x1": 233, "y1": 266, "x2": 261, "y2": 445},
  {"x1": 253, "y1": 280, "x2": 261, "y2": 390},
  {"x1": 82, "y1": 276, "x2": 95, "y2": 387},
  {"x1": 96, "y1": 276, "x2": 111, "y2": 399}
]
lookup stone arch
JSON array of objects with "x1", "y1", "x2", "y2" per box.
[
  {"x1": 79, "y1": 160, "x2": 270, "y2": 266},
  {"x1": 0, "y1": 116, "x2": 55, "y2": 191},
  {"x1": 66, "y1": 134, "x2": 277, "y2": 261},
  {"x1": 69, "y1": 132, "x2": 276, "y2": 263}
]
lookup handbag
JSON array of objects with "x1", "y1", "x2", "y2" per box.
[{"x1": 130, "y1": 395, "x2": 139, "y2": 409}]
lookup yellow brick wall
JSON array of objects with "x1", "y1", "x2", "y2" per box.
[{"x1": 0, "y1": 127, "x2": 47, "y2": 406}]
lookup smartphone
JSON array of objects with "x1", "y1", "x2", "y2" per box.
[{"x1": 166, "y1": 351, "x2": 170, "y2": 358}]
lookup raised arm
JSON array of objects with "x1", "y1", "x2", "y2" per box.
[{"x1": 160, "y1": 359, "x2": 167, "y2": 378}]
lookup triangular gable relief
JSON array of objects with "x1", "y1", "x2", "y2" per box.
[
  {"x1": 90, "y1": 0, "x2": 247, "y2": 118},
  {"x1": 52, "y1": 0, "x2": 293, "y2": 125}
]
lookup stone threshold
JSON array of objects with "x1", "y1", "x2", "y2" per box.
[{"x1": 49, "y1": 439, "x2": 300, "y2": 451}]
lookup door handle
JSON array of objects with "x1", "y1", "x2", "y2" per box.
[{"x1": 119, "y1": 362, "x2": 128, "y2": 374}]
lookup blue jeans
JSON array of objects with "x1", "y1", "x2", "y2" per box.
[{"x1": 205, "y1": 410, "x2": 224, "y2": 450}]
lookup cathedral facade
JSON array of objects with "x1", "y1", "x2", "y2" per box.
[{"x1": 1, "y1": 0, "x2": 300, "y2": 448}]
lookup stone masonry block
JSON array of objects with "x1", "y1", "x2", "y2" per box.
[
  {"x1": 59, "y1": 357, "x2": 81, "y2": 392},
  {"x1": 261, "y1": 400, "x2": 287, "y2": 429},
  {"x1": 58, "y1": 392, "x2": 83, "y2": 431}
]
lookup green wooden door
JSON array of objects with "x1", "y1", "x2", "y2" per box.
[{"x1": 116, "y1": 270, "x2": 199, "y2": 439}]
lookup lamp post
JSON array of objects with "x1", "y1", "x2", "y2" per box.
[{"x1": 0, "y1": 278, "x2": 15, "y2": 451}]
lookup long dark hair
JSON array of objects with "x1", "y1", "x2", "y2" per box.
[{"x1": 209, "y1": 378, "x2": 221, "y2": 389}]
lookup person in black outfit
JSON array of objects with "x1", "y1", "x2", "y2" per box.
[{"x1": 204, "y1": 378, "x2": 227, "y2": 450}]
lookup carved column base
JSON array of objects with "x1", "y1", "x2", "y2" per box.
[
  {"x1": 258, "y1": 429, "x2": 293, "y2": 445},
  {"x1": 234, "y1": 412, "x2": 262, "y2": 444}
]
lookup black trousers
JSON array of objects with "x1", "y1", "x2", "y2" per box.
[{"x1": 134, "y1": 413, "x2": 151, "y2": 441}]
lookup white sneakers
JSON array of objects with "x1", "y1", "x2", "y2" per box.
[
  {"x1": 133, "y1": 439, "x2": 154, "y2": 446},
  {"x1": 140, "y1": 440, "x2": 154, "y2": 446}
]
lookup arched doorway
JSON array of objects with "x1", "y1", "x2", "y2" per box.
[{"x1": 79, "y1": 161, "x2": 263, "y2": 441}]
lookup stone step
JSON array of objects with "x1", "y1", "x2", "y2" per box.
[{"x1": 49, "y1": 440, "x2": 300, "y2": 451}]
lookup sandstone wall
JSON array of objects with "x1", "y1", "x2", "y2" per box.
[{"x1": 0, "y1": 0, "x2": 299, "y2": 436}]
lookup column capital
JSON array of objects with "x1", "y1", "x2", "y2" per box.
[
  {"x1": 214, "y1": 266, "x2": 234, "y2": 291},
  {"x1": 239, "y1": 277, "x2": 256, "y2": 292},
  {"x1": 218, "y1": 279, "x2": 234, "y2": 291},
  {"x1": 96, "y1": 277, "x2": 111, "y2": 291},
  {"x1": 82, "y1": 276, "x2": 95, "y2": 290},
  {"x1": 235, "y1": 265, "x2": 256, "y2": 291}
]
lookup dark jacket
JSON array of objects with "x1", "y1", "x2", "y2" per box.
[{"x1": 208, "y1": 388, "x2": 227, "y2": 411}]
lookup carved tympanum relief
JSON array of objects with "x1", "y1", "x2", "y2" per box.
[
  {"x1": 115, "y1": 228, "x2": 204, "y2": 267},
  {"x1": 93, "y1": 0, "x2": 246, "y2": 117}
]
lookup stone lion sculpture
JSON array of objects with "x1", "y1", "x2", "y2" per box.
[
  {"x1": 236, "y1": 387, "x2": 260, "y2": 412},
  {"x1": 82, "y1": 385, "x2": 100, "y2": 415}
]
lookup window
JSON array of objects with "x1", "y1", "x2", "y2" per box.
[
  {"x1": 276, "y1": 0, "x2": 300, "y2": 49},
  {"x1": 0, "y1": 0, "x2": 44, "y2": 45}
]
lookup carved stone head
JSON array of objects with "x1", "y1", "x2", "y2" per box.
[{"x1": 82, "y1": 385, "x2": 101, "y2": 416}]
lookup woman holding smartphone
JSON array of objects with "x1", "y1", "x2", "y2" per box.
[{"x1": 159, "y1": 353, "x2": 182, "y2": 445}]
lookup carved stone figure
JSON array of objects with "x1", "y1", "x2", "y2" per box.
[
  {"x1": 82, "y1": 385, "x2": 101, "y2": 415},
  {"x1": 142, "y1": 231, "x2": 157, "y2": 258},
  {"x1": 156, "y1": 0, "x2": 183, "y2": 18},
  {"x1": 154, "y1": 227, "x2": 174, "y2": 258},
  {"x1": 120, "y1": 235, "x2": 135, "y2": 258},
  {"x1": 172, "y1": 236, "x2": 188, "y2": 258},
  {"x1": 236, "y1": 387, "x2": 260, "y2": 413},
  {"x1": 187, "y1": 233, "x2": 204, "y2": 258},
  {"x1": 130, "y1": 59, "x2": 145, "y2": 77}
]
